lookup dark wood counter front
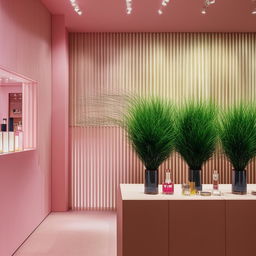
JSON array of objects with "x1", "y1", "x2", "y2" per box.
[{"x1": 117, "y1": 184, "x2": 256, "y2": 256}]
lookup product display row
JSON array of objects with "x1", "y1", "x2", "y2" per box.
[
  {"x1": 0, "y1": 118, "x2": 23, "y2": 153},
  {"x1": 162, "y1": 169, "x2": 221, "y2": 196}
]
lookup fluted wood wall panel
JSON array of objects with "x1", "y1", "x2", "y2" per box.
[{"x1": 69, "y1": 33, "x2": 256, "y2": 210}]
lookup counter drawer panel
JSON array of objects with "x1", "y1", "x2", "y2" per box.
[
  {"x1": 123, "y1": 200, "x2": 169, "y2": 256},
  {"x1": 169, "y1": 201, "x2": 226, "y2": 256},
  {"x1": 226, "y1": 201, "x2": 256, "y2": 256}
]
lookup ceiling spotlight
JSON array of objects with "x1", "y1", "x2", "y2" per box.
[
  {"x1": 125, "y1": 0, "x2": 133, "y2": 14},
  {"x1": 70, "y1": 0, "x2": 76, "y2": 6},
  {"x1": 201, "y1": 0, "x2": 215, "y2": 14},
  {"x1": 201, "y1": 8, "x2": 207, "y2": 14},
  {"x1": 158, "y1": 0, "x2": 171, "y2": 15},
  {"x1": 127, "y1": 8, "x2": 132, "y2": 14},
  {"x1": 162, "y1": 0, "x2": 169, "y2": 6},
  {"x1": 69, "y1": 0, "x2": 83, "y2": 15},
  {"x1": 207, "y1": 0, "x2": 215, "y2": 4}
]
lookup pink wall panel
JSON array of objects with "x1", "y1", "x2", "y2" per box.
[
  {"x1": 0, "y1": 0, "x2": 52, "y2": 255},
  {"x1": 51, "y1": 15, "x2": 69, "y2": 212}
]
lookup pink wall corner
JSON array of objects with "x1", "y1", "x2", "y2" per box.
[
  {"x1": 51, "y1": 15, "x2": 69, "y2": 212},
  {"x1": 0, "y1": 0, "x2": 52, "y2": 255}
]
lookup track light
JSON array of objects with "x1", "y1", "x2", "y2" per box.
[
  {"x1": 158, "y1": 0, "x2": 171, "y2": 15},
  {"x1": 201, "y1": 8, "x2": 207, "y2": 14},
  {"x1": 207, "y1": 0, "x2": 215, "y2": 4},
  {"x1": 201, "y1": 0, "x2": 216, "y2": 14},
  {"x1": 127, "y1": 8, "x2": 132, "y2": 14},
  {"x1": 252, "y1": 0, "x2": 256, "y2": 14},
  {"x1": 69, "y1": 0, "x2": 83, "y2": 16},
  {"x1": 125, "y1": 0, "x2": 133, "y2": 14}
]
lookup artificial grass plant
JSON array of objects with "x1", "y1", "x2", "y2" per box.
[
  {"x1": 219, "y1": 103, "x2": 256, "y2": 172},
  {"x1": 124, "y1": 97, "x2": 176, "y2": 170},
  {"x1": 175, "y1": 101, "x2": 218, "y2": 170}
]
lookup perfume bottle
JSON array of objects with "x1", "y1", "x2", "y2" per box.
[
  {"x1": 8, "y1": 118, "x2": 14, "y2": 152},
  {"x1": 162, "y1": 170, "x2": 174, "y2": 194},
  {"x1": 189, "y1": 181, "x2": 196, "y2": 195},
  {"x1": 18, "y1": 123, "x2": 23, "y2": 151},
  {"x1": 189, "y1": 170, "x2": 197, "y2": 195},
  {"x1": 182, "y1": 183, "x2": 190, "y2": 196},
  {"x1": 14, "y1": 128, "x2": 19, "y2": 152},
  {"x1": 15, "y1": 123, "x2": 23, "y2": 151},
  {"x1": 213, "y1": 170, "x2": 219, "y2": 191},
  {"x1": 1, "y1": 118, "x2": 8, "y2": 153},
  {"x1": 0, "y1": 129, "x2": 2, "y2": 153}
]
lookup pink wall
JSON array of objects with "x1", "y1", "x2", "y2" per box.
[
  {"x1": 0, "y1": 0, "x2": 52, "y2": 255},
  {"x1": 51, "y1": 15, "x2": 69, "y2": 211}
]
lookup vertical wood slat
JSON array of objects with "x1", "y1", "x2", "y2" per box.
[{"x1": 69, "y1": 33, "x2": 256, "y2": 210}]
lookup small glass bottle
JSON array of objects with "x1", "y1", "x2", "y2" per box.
[
  {"x1": 8, "y1": 119, "x2": 14, "y2": 152},
  {"x1": 162, "y1": 170, "x2": 174, "y2": 194},
  {"x1": 14, "y1": 126, "x2": 20, "y2": 152},
  {"x1": 18, "y1": 123, "x2": 23, "y2": 151},
  {"x1": 213, "y1": 170, "x2": 219, "y2": 191},
  {"x1": 189, "y1": 181, "x2": 196, "y2": 195},
  {"x1": 1, "y1": 118, "x2": 8, "y2": 153},
  {"x1": 0, "y1": 130, "x2": 3, "y2": 153},
  {"x1": 15, "y1": 123, "x2": 23, "y2": 151},
  {"x1": 188, "y1": 168, "x2": 196, "y2": 195},
  {"x1": 212, "y1": 170, "x2": 221, "y2": 195},
  {"x1": 182, "y1": 183, "x2": 190, "y2": 196}
]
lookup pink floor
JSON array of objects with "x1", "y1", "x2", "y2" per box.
[{"x1": 14, "y1": 211, "x2": 117, "y2": 256}]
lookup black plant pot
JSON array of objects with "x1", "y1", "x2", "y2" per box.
[
  {"x1": 189, "y1": 169, "x2": 202, "y2": 191},
  {"x1": 232, "y1": 170, "x2": 247, "y2": 195},
  {"x1": 144, "y1": 170, "x2": 158, "y2": 194}
]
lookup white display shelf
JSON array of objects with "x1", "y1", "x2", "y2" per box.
[
  {"x1": 0, "y1": 148, "x2": 36, "y2": 156},
  {"x1": 0, "y1": 65, "x2": 37, "y2": 154}
]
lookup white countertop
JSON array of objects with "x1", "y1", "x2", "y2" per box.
[{"x1": 120, "y1": 184, "x2": 256, "y2": 200}]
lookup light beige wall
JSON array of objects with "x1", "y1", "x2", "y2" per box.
[{"x1": 69, "y1": 33, "x2": 256, "y2": 210}]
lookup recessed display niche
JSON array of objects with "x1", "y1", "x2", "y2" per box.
[{"x1": 0, "y1": 66, "x2": 37, "y2": 155}]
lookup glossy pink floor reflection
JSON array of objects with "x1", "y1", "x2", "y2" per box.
[{"x1": 14, "y1": 211, "x2": 117, "y2": 256}]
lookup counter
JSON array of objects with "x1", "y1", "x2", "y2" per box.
[{"x1": 117, "y1": 184, "x2": 256, "y2": 256}]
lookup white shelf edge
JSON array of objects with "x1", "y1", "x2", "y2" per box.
[{"x1": 0, "y1": 148, "x2": 36, "y2": 157}]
